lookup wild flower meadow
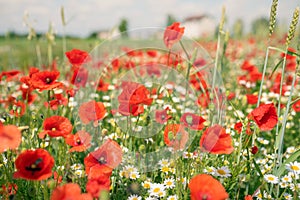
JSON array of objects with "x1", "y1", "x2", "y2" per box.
[{"x1": 0, "y1": 2, "x2": 300, "y2": 200}]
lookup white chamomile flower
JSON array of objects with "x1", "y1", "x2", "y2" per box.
[
  {"x1": 257, "y1": 158, "x2": 267, "y2": 165},
  {"x1": 257, "y1": 137, "x2": 270, "y2": 145},
  {"x1": 286, "y1": 146, "x2": 296, "y2": 154},
  {"x1": 254, "y1": 190, "x2": 263, "y2": 200},
  {"x1": 164, "y1": 178, "x2": 175, "y2": 189},
  {"x1": 158, "y1": 159, "x2": 170, "y2": 167},
  {"x1": 286, "y1": 161, "x2": 300, "y2": 175},
  {"x1": 128, "y1": 194, "x2": 142, "y2": 200},
  {"x1": 263, "y1": 191, "x2": 273, "y2": 199},
  {"x1": 287, "y1": 171, "x2": 299, "y2": 180},
  {"x1": 279, "y1": 182, "x2": 289, "y2": 188},
  {"x1": 281, "y1": 175, "x2": 292, "y2": 183},
  {"x1": 71, "y1": 163, "x2": 83, "y2": 170},
  {"x1": 149, "y1": 183, "x2": 165, "y2": 197},
  {"x1": 177, "y1": 177, "x2": 186, "y2": 186},
  {"x1": 289, "y1": 183, "x2": 300, "y2": 192},
  {"x1": 215, "y1": 166, "x2": 231, "y2": 177},
  {"x1": 74, "y1": 169, "x2": 84, "y2": 178},
  {"x1": 167, "y1": 195, "x2": 178, "y2": 200},
  {"x1": 203, "y1": 166, "x2": 216, "y2": 175},
  {"x1": 283, "y1": 193, "x2": 292, "y2": 200},
  {"x1": 129, "y1": 171, "x2": 140, "y2": 180},
  {"x1": 142, "y1": 180, "x2": 152, "y2": 189},
  {"x1": 264, "y1": 174, "x2": 279, "y2": 184},
  {"x1": 183, "y1": 152, "x2": 194, "y2": 159}
]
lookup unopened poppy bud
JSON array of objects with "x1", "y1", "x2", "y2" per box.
[
  {"x1": 47, "y1": 180, "x2": 56, "y2": 189},
  {"x1": 251, "y1": 146, "x2": 259, "y2": 154},
  {"x1": 139, "y1": 145, "x2": 146, "y2": 152}
]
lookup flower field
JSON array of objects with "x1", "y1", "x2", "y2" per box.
[{"x1": 0, "y1": 2, "x2": 300, "y2": 200}]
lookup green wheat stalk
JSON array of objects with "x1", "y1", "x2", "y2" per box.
[{"x1": 269, "y1": 0, "x2": 278, "y2": 37}]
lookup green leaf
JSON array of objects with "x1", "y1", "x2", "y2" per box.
[
  {"x1": 274, "y1": 149, "x2": 300, "y2": 177},
  {"x1": 269, "y1": 58, "x2": 283, "y2": 79},
  {"x1": 287, "y1": 50, "x2": 300, "y2": 57},
  {"x1": 253, "y1": 159, "x2": 264, "y2": 178}
]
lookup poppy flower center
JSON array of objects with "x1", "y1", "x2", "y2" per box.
[
  {"x1": 185, "y1": 115, "x2": 193, "y2": 124},
  {"x1": 52, "y1": 127, "x2": 56, "y2": 131},
  {"x1": 76, "y1": 139, "x2": 82, "y2": 145},
  {"x1": 45, "y1": 77, "x2": 52, "y2": 84},
  {"x1": 77, "y1": 77, "x2": 81, "y2": 82},
  {"x1": 201, "y1": 194, "x2": 208, "y2": 200},
  {"x1": 25, "y1": 158, "x2": 43, "y2": 174},
  {"x1": 98, "y1": 152, "x2": 107, "y2": 164}
]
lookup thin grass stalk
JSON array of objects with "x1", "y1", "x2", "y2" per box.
[{"x1": 274, "y1": 47, "x2": 288, "y2": 135}]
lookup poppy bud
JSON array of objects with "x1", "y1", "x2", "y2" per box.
[{"x1": 251, "y1": 146, "x2": 259, "y2": 154}]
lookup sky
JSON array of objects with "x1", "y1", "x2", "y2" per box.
[{"x1": 0, "y1": 0, "x2": 298, "y2": 37}]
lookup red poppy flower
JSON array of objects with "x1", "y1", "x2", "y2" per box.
[
  {"x1": 146, "y1": 50, "x2": 158, "y2": 57},
  {"x1": 14, "y1": 149, "x2": 54, "y2": 180},
  {"x1": 65, "y1": 131, "x2": 92, "y2": 152},
  {"x1": 244, "y1": 195, "x2": 253, "y2": 200},
  {"x1": 65, "y1": 49, "x2": 91, "y2": 66},
  {"x1": 39, "y1": 116, "x2": 72, "y2": 139},
  {"x1": 84, "y1": 139, "x2": 122, "y2": 177},
  {"x1": 180, "y1": 113, "x2": 206, "y2": 130},
  {"x1": 124, "y1": 60, "x2": 135, "y2": 69},
  {"x1": 292, "y1": 100, "x2": 300, "y2": 112},
  {"x1": 45, "y1": 94, "x2": 68, "y2": 110},
  {"x1": 227, "y1": 92, "x2": 235, "y2": 101},
  {"x1": 249, "y1": 68, "x2": 262, "y2": 83},
  {"x1": 10, "y1": 101, "x2": 26, "y2": 117},
  {"x1": 164, "y1": 22, "x2": 185, "y2": 49},
  {"x1": 86, "y1": 173, "x2": 110, "y2": 198},
  {"x1": 111, "y1": 58, "x2": 120, "y2": 71},
  {"x1": 79, "y1": 100, "x2": 106, "y2": 124},
  {"x1": 246, "y1": 94, "x2": 258, "y2": 105},
  {"x1": 51, "y1": 183, "x2": 92, "y2": 200},
  {"x1": 189, "y1": 174, "x2": 229, "y2": 200},
  {"x1": 70, "y1": 67, "x2": 89, "y2": 87},
  {"x1": 122, "y1": 47, "x2": 143, "y2": 57},
  {"x1": 200, "y1": 124, "x2": 234, "y2": 154},
  {"x1": 190, "y1": 71, "x2": 209, "y2": 91},
  {"x1": 20, "y1": 84, "x2": 36, "y2": 104},
  {"x1": 155, "y1": 108, "x2": 172, "y2": 124},
  {"x1": 241, "y1": 61, "x2": 256, "y2": 72},
  {"x1": 118, "y1": 81, "x2": 153, "y2": 116},
  {"x1": 234, "y1": 122, "x2": 243, "y2": 134},
  {"x1": 0, "y1": 70, "x2": 20, "y2": 81},
  {"x1": 248, "y1": 103, "x2": 278, "y2": 131},
  {"x1": 30, "y1": 71, "x2": 62, "y2": 91},
  {"x1": 234, "y1": 122, "x2": 252, "y2": 135},
  {"x1": 97, "y1": 79, "x2": 109, "y2": 92},
  {"x1": 164, "y1": 124, "x2": 189, "y2": 150},
  {"x1": 0, "y1": 124, "x2": 21, "y2": 153},
  {"x1": 280, "y1": 47, "x2": 297, "y2": 60}
]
